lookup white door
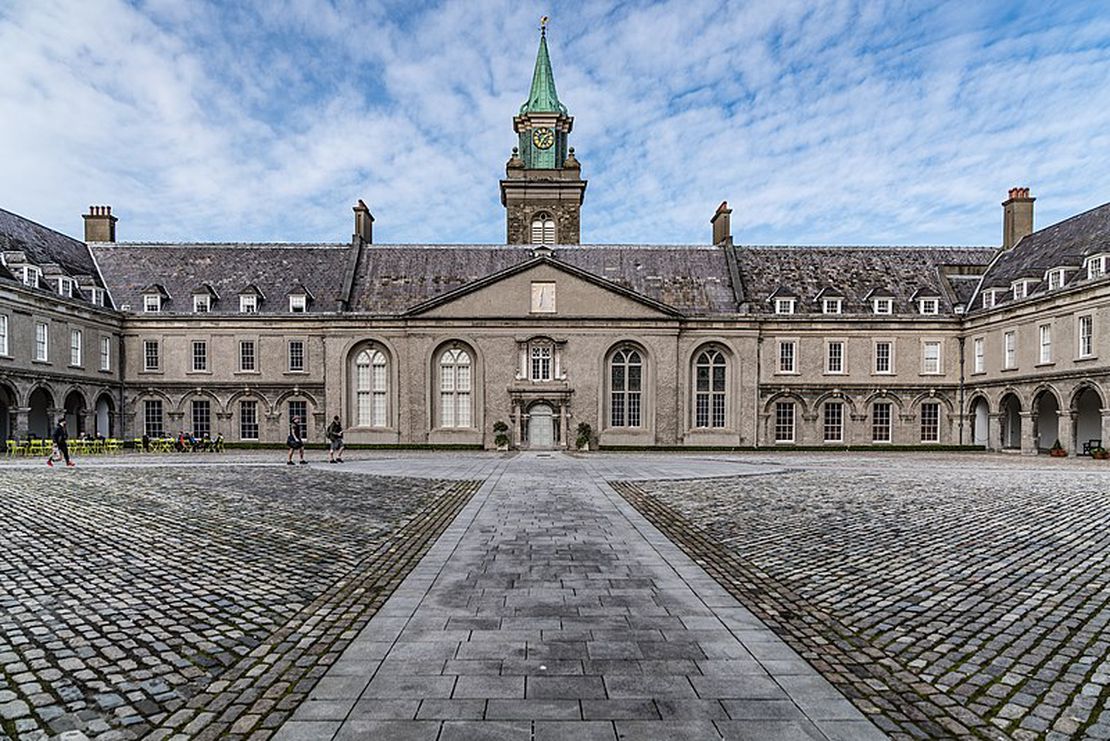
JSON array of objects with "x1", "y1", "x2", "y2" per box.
[{"x1": 527, "y1": 404, "x2": 555, "y2": 449}]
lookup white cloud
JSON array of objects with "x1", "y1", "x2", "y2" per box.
[{"x1": 0, "y1": 0, "x2": 1107, "y2": 246}]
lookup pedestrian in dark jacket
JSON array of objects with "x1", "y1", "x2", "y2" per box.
[
  {"x1": 47, "y1": 418, "x2": 74, "y2": 467},
  {"x1": 287, "y1": 416, "x2": 307, "y2": 465},
  {"x1": 326, "y1": 416, "x2": 345, "y2": 463}
]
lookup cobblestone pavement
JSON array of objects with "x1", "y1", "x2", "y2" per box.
[
  {"x1": 278, "y1": 452, "x2": 885, "y2": 741},
  {"x1": 602, "y1": 453, "x2": 1110, "y2": 740},
  {"x1": 0, "y1": 462, "x2": 485, "y2": 740}
]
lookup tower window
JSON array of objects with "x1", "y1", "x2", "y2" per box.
[{"x1": 531, "y1": 213, "x2": 556, "y2": 245}]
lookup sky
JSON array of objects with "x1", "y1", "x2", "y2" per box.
[{"x1": 1, "y1": 0, "x2": 1108, "y2": 246}]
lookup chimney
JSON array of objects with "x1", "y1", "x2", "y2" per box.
[
  {"x1": 1002, "y1": 187, "x2": 1034, "y2": 249},
  {"x1": 710, "y1": 200, "x2": 732, "y2": 245},
  {"x1": 83, "y1": 205, "x2": 117, "y2": 242},
  {"x1": 353, "y1": 199, "x2": 374, "y2": 244}
]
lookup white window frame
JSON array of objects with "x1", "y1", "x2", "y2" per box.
[
  {"x1": 920, "y1": 402, "x2": 940, "y2": 443},
  {"x1": 239, "y1": 400, "x2": 259, "y2": 440},
  {"x1": 822, "y1": 298, "x2": 842, "y2": 315},
  {"x1": 440, "y1": 347, "x2": 474, "y2": 428},
  {"x1": 1087, "y1": 255, "x2": 1107, "y2": 280},
  {"x1": 355, "y1": 348, "x2": 389, "y2": 427},
  {"x1": 193, "y1": 294, "x2": 211, "y2": 313},
  {"x1": 530, "y1": 213, "x2": 556, "y2": 245},
  {"x1": 918, "y1": 298, "x2": 939, "y2": 315},
  {"x1": 70, "y1": 328, "x2": 82, "y2": 367},
  {"x1": 693, "y1": 347, "x2": 727, "y2": 429},
  {"x1": 922, "y1": 340, "x2": 942, "y2": 375},
  {"x1": 874, "y1": 340, "x2": 894, "y2": 374},
  {"x1": 143, "y1": 294, "x2": 161, "y2": 313},
  {"x1": 873, "y1": 298, "x2": 892, "y2": 315},
  {"x1": 823, "y1": 401, "x2": 844, "y2": 443},
  {"x1": 774, "y1": 298, "x2": 796, "y2": 315},
  {"x1": 825, "y1": 340, "x2": 845, "y2": 374},
  {"x1": 872, "y1": 401, "x2": 892, "y2": 443},
  {"x1": 143, "y1": 339, "x2": 160, "y2": 372},
  {"x1": 89, "y1": 287, "x2": 105, "y2": 307},
  {"x1": 973, "y1": 337, "x2": 985, "y2": 374},
  {"x1": 1003, "y1": 331, "x2": 1016, "y2": 369},
  {"x1": 288, "y1": 339, "x2": 306, "y2": 372},
  {"x1": 1039, "y1": 324, "x2": 1052, "y2": 364},
  {"x1": 1046, "y1": 269, "x2": 1065, "y2": 290},
  {"x1": 1012, "y1": 281, "x2": 1031, "y2": 301},
  {"x1": 58, "y1": 277, "x2": 74, "y2": 298},
  {"x1": 774, "y1": 401, "x2": 795, "y2": 443},
  {"x1": 100, "y1": 336, "x2": 111, "y2": 371},
  {"x1": 239, "y1": 294, "x2": 258, "y2": 314},
  {"x1": 34, "y1": 321, "x2": 48, "y2": 362},
  {"x1": 289, "y1": 294, "x2": 307, "y2": 313},
  {"x1": 1077, "y1": 314, "x2": 1094, "y2": 359},
  {"x1": 777, "y1": 339, "x2": 797, "y2": 374},
  {"x1": 22, "y1": 266, "x2": 41, "y2": 288},
  {"x1": 239, "y1": 340, "x2": 257, "y2": 372},
  {"x1": 0, "y1": 314, "x2": 7, "y2": 356},
  {"x1": 192, "y1": 340, "x2": 208, "y2": 372},
  {"x1": 982, "y1": 290, "x2": 997, "y2": 309},
  {"x1": 530, "y1": 342, "x2": 553, "y2": 382}
]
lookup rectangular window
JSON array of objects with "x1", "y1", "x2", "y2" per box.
[
  {"x1": 823, "y1": 402, "x2": 843, "y2": 443},
  {"x1": 973, "y1": 337, "x2": 985, "y2": 373},
  {"x1": 530, "y1": 345, "x2": 552, "y2": 381},
  {"x1": 193, "y1": 294, "x2": 210, "y2": 313},
  {"x1": 775, "y1": 298, "x2": 795, "y2": 315},
  {"x1": 920, "y1": 402, "x2": 940, "y2": 443},
  {"x1": 239, "y1": 400, "x2": 259, "y2": 440},
  {"x1": 239, "y1": 294, "x2": 257, "y2": 313},
  {"x1": 0, "y1": 315, "x2": 8, "y2": 356},
  {"x1": 143, "y1": 340, "x2": 159, "y2": 371},
  {"x1": 70, "y1": 329, "x2": 82, "y2": 366},
  {"x1": 1047, "y1": 270, "x2": 1063, "y2": 290},
  {"x1": 289, "y1": 401, "x2": 307, "y2": 438},
  {"x1": 1079, "y1": 315, "x2": 1094, "y2": 358},
  {"x1": 823, "y1": 298, "x2": 842, "y2": 314},
  {"x1": 289, "y1": 294, "x2": 307, "y2": 313},
  {"x1": 100, "y1": 336, "x2": 111, "y2": 371},
  {"x1": 774, "y1": 401, "x2": 795, "y2": 443},
  {"x1": 1088, "y1": 256, "x2": 1106, "y2": 280},
  {"x1": 90, "y1": 287, "x2": 105, "y2": 306},
  {"x1": 34, "y1": 322, "x2": 48, "y2": 362},
  {"x1": 22, "y1": 266, "x2": 40, "y2": 288},
  {"x1": 144, "y1": 400, "x2": 164, "y2": 438},
  {"x1": 1039, "y1": 324, "x2": 1052, "y2": 363},
  {"x1": 778, "y1": 340, "x2": 796, "y2": 373},
  {"x1": 826, "y1": 341, "x2": 844, "y2": 374},
  {"x1": 1004, "y1": 331, "x2": 1016, "y2": 369},
  {"x1": 58, "y1": 278, "x2": 73, "y2": 297},
  {"x1": 982, "y1": 291, "x2": 996, "y2": 309},
  {"x1": 191, "y1": 400, "x2": 211, "y2": 439},
  {"x1": 239, "y1": 340, "x2": 256, "y2": 372},
  {"x1": 144, "y1": 294, "x2": 161, "y2": 313},
  {"x1": 922, "y1": 341, "x2": 941, "y2": 374},
  {"x1": 192, "y1": 340, "x2": 207, "y2": 372},
  {"x1": 288, "y1": 340, "x2": 305, "y2": 372},
  {"x1": 872, "y1": 402, "x2": 892, "y2": 443},
  {"x1": 873, "y1": 298, "x2": 892, "y2": 315},
  {"x1": 1012, "y1": 282, "x2": 1028, "y2": 301},
  {"x1": 919, "y1": 298, "x2": 938, "y2": 315},
  {"x1": 874, "y1": 341, "x2": 892, "y2": 374}
]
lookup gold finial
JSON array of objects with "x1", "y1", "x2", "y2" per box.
[{"x1": 540, "y1": 16, "x2": 549, "y2": 35}]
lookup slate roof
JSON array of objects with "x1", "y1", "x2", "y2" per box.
[
  {"x1": 90, "y1": 243, "x2": 352, "y2": 313},
  {"x1": 0, "y1": 207, "x2": 107, "y2": 297},
  {"x1": 735, "y1": 246, "x2": 995, "y2": 315},
  {"x1": 971, "y1": 201, "x2": 1110, "y2": 311},
  {"x1": 346, "y1": 244, "x2": 739, "y2": 316}
]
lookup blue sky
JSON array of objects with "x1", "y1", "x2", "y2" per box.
[{"x1": 1, "y1": 0, "x2": 1108, "y2": 246}]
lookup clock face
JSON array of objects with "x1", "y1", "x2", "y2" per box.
[{"x1": 532, "y1": 127, "x2": 555, "y2": 150}]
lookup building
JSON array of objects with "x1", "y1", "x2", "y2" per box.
[{"x1": 1, "y1": 31, "x2": 1108, "y2": 454}]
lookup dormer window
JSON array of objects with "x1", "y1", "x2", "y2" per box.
[
  {"x1": 289, "y1": 294, "x2": 307, "y2": 313},
  {"x1": 918, "y1": 298, "x2": 939, "y2": 315},
  {"x1": 1012, "y1": 280, "x2": 1032, "y2": 300},
  {"x1": 240, "y1": 294, "x2": 258, "y2": 314},
  {"x1": 1046, "y1": 269, "x2": 1066, "y2": 290},
  {"x1": 21, "y1": 266, "x2": 40, "y2": 288},
  {"x1": 57, "y1": 277, "x2": 74, "y2": 298},
  {"x1": 193, "y1": 294, "x2": 211, "y2": 313},
  {"x1": 822, "y1": 298, "x2": 842, "y2": 314},
  {"x1": 774, "y1": 298, "x2": 796, "y2": 315},
  {"x1": 873, "y1": 298, "x2": 892, "y2": 315},
  {"x1": 982, "y1": 290, "x2": 998, "y2": 309},
  {"x1": 89, "y1": 288, "x2": 105, "y2": 307},
  {"x1": 530, "y1": 213, "x2": 556, "y2": 245},
  {"x1": 143, "y1": 294, "x2": 162, "y2": 313},
  {"x1": 1087, "y1": 255, "x2": 1108, "y2": 280}
]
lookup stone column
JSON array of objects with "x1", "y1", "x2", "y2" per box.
[
  {"x1": 510, "y1": 401, "x2": 520, "y2": 449},
  {"x1": 13, "y1": 407, "x2": 30, "y2": 439},
  {"x1": 1019, "y1": 411, "x2": 1037, "y2": 455},
  {"x1": 1101, "y1": 409, "x2": 1110, "y2": 448},
  {"x1": 81, "y1": 410, "x2": 96, "y2": 437},
  {"x1": 989, "y1": 413, "x2": 1004, "y2": 451},
  {"x1": 1058, "y1": 411, "x2": 1076, "y2": 455},
  {"x1": 560, "y1": 402, "x2": 570, "y2": 449}
]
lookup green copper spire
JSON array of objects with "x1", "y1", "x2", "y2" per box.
[{"x1": 520, "y1": 25, "x2": 567, "y2": 115}]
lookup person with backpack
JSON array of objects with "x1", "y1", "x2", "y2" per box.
[
  {"x1": 47, "y1": 417, "x2": 75, "y2": 467},
  {"x1": 326, "y1": 415, "x2": 345, "y2": 464},
  {"x1": 287, "y1": 416, "x2": 307, "y2": 465}
]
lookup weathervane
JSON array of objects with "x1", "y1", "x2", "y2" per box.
[{"x1": 540, "y1": 15, "x2": 549, "y2": 35}]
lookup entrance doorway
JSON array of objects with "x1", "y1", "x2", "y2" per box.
[
  {"x1": 970, "y1": 397, "x2": 990, "y2": 447},
  {"x1": 527, "y1": 403, "x2": 555, "y2": 449}
]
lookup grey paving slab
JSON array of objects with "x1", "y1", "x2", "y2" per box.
[{"x1": 286, "y1": 452, "x2": 885, "y2": 739}]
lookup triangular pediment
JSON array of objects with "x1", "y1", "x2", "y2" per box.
[{"x1": 407, "y1": 257, "x2": 682, "y2": 319}]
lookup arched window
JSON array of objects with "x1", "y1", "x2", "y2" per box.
[
  {"x1": 439, "y1": 348, "x2": 472, "y2": 428},
  {"x1": 355, "y1": 349, "x2": 388, "y2": 427},
  {"x1": 694, "y1": 348, "x2": 726, "y2": 428},
  {"x1": 531, "y1": 213, "x2": 556, "y2": 245},
  {"x1": 609, "y1": 347, "x2": 643, "y2": 427}
]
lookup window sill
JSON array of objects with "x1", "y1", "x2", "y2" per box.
[
  {"x1": 1000, "y1": 366, "x2": 1019, "y2": 372},
  {"x1": 32, "y1": 359, "x2": 51, "y2": 365},
  {"x1": 69, "y1": 364, "x2": 84, "y2": 370},
  {"x1": 919, "y1": 372, "x2": 944, "y2": 377},
  {"x1": 871, "y1": 372, "x2": 896, "y2": 377},
  {"x1": 284, "y1": 370, "x2": 310, "y2": 375},
  {"x1": 1035, "y1": 361, "x2": 1055, "y2": 368},
  {"x1": 823, "y1": 371, "x2": 845, "y2": 376},
  {"x1": 775, "y1": 371, "x2": 799, "y2": 376},
  {"x1": 970, "y1": 371, "x2": 986, "y2": 376},
  {"x1": 234, "y1": 370, "x2": 261, "y2": 375},
  {"x1": 99, "y1": 368, "x2": 113, "y2": 373},
  {"x1": 1074, "y1": 355, "x2": 1098, "y2": 363},
  {"x1": 140, "y1": 369, "x2": 162, "y2": 374},
  {"x1": 187, "y1": 371, "x2": 212, "y2": 376}
]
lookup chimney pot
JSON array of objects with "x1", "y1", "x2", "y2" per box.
[{"x1": 83, "y1": 204, "x2": 117, "y2": 242}]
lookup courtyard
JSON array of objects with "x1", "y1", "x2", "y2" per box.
[{"x1": 0, "y1": 451, "x2": 1107, "y2": 740}]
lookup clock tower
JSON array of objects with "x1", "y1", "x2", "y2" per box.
[{"x1": 501, "y1": 23, "x2": 587, "y2": 245}]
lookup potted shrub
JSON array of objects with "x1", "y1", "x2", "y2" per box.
[
  {"x1": 1091, "y1": 447, "x2": 1109, "y2": 460},
  {"x1": 576, "y1": 422, "x2": 592, "y2": 452},
  {"x1": 1049, "y1": 439, "x2": 1068, "y2": 457},
  {"x1": 493, "y1": 420, "x2": 510, "y2": 451}
]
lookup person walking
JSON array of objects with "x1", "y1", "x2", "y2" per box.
[
  {"x1": 326, "y1": 415, "x2": 345, "y2": 463},
  {"x1": 286, "y1": 416, "x2": 307, "y2": 465},
  {"x1": 47, "y1": 417, "x2": 75, "y2": 467}
]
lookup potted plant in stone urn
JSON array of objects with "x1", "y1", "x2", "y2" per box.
[
  {"x1": 493, "y1": 420, "x2": 510, "y2": 451},
  {"x1": 1091, "y1": 447, "x2": 1109, "y2": 460},
  {"x1": 576, "y1": 422, "x2": 592, "y2": 452},
  {"x1": 1049, "y1": 439, "x2": 1068, "y2": 457}
]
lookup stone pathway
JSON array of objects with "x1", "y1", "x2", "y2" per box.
[{"x1": 276, "y1": 452, "x2": 884, "y2": 740}]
